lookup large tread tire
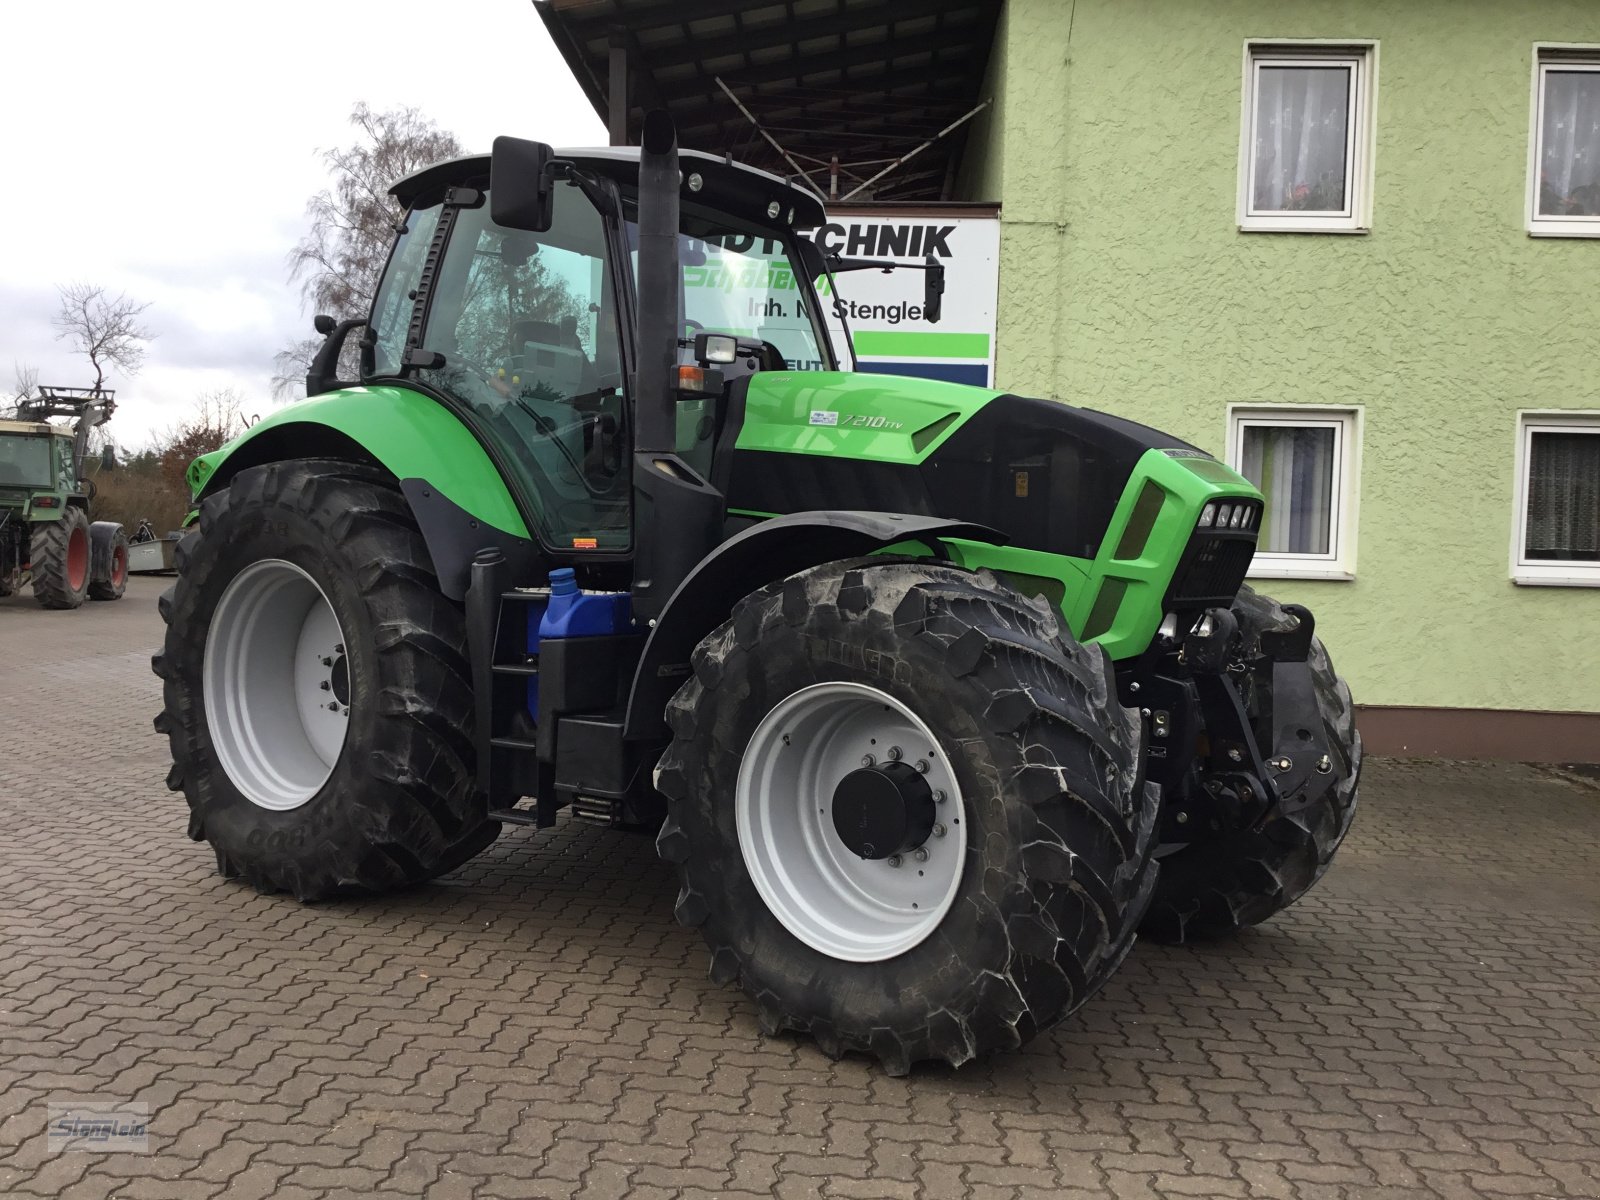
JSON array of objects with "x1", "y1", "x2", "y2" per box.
[
  {"x1": 1140, "y1": 585, "x2": 1362, "y2": 942},
  {"x1": 151, "y1": 459, "x2": 499, "y2": 901},
  {"x1": 87, "y1": 521, "x2": 129, "y2": 601},
  {"x1": 30, "y1": 506, "x2": 91, "y2": 609},
  {"x1": 655, "y1": 559, "x2": 1160, "y2": 1074}
]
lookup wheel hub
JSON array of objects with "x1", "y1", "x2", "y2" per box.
[
  {"x1": 329, "y1": 653, "x2": 350, "y2": 706},
  {"x1": 831, "y1": 762, "x2": 936, "y2": 860}
]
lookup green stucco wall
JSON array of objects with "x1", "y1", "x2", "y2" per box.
[
  {"x1": 957, "y1": 0, "x2": 1009, "y2": 203},
  {"x1": 984, "y1": 0, "x2": 1600, "y2": 714}
]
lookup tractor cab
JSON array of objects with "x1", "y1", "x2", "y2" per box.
[{"x1": 338, "y1": 141, "x2": 837, "y2": 560}]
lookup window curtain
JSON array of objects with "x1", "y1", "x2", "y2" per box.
[
  {"x1": 1253, "y1": 65, "x2": 1351, "y2": 212},
  {"x1": 1242, "y1": 426, "x2": 1335, "y2": 556},
  {"x1": 1526, "y1": 432, "x2": 1600, "y2": 561},
  {"x1": 1539, "y1": 70, "x2": 1600, "y2": 215}
]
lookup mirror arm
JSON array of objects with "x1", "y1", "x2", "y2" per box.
[
  {"x1": 822, "y1": 253, "x2": 945, "y2": 324},
  {"x1": 306, "y1": 318, "x2": 369, "y2": 397}
]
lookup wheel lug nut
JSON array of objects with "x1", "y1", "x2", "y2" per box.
[
  {"x1": 321, "y1": 657, "x2": 333, "y2": 667},
  {"x1": 886, "y1": 746, "x2": 902, "y2": 761},
  {"x1": 932, "y1": 823, "x2": 946, "y2": 838},
  {"x1": 327, "y1": 702, "x2": 339, "y2": 711},
  {"x1": 320, "y1": 681, "x2": 331, "y2": 691},
  {"x1": 914, "y1": 759, "x2": 930, "y2": 774},
  {"x1": 334, "y1": 644, "x2": 344, "y2": 654},
  {"x1": 887, "y1": 855, "x2": 902, "y2": 868},
  {"x1": 933, "y1": 790, "x2": 946, "y2": 803},
  {"x1": 861, "y1": 754, "x2": 876, "y2": 768},
  {"x1": 913, "y1": 848, "x2": 929, "y2": 862},
  {"x1": 1176, "y1": 811, "x2": 1189, "y2": 824}
]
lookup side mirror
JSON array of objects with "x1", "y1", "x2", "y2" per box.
[
  {"x1": 923, "y1": 256, "x2": 945, "y2": 325},
  {"x1": 313, "y1": 313, "x2": 336, "y2": 336},
  {"x1": 490, "y1": 136, "x2": 555, "y2": 232},
  {"x1": 306, "y1": 318, "x2": 369, "y2": 398}
]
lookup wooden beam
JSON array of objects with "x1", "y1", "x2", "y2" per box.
[{"x1": 607, "y1": 27, "x2": 628, "y2": 145}]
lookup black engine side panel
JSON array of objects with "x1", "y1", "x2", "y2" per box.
[{"x1": 725, "y1": 394, "x2": 1199, "y2": 561}]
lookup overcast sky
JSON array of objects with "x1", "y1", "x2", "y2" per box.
[{"x1": 0, "y1": 0, "x2": 604, "y2": 445}]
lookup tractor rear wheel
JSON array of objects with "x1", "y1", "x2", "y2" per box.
[
  {"x1": 31, "y1": 506, "x2": 91, "y2": 609},
  {"x1": 152, "y1": 459, "x2": 498, "y2": 900},
  {"x1": 655, "y1": 560, "x2": 1159, "y2": 1074},
  {"x1": 88, "y1": 521, "x2": 130, "y2": 601},
  {"x1": 1139, "y1": 586, "x2": 1362, "y2": 942}
]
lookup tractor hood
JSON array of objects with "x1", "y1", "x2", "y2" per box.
[{"x1": 723, "y1": 370, "x2": 1238, "y2": 562}]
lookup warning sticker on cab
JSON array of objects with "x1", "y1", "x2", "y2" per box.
[{"x1": 809, "y1": 410, "x2": 839, "y2": 426}]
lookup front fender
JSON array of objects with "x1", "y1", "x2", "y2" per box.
[
  {"x1": 623, "y1": 510, "x2": 1004, "y2": 741},
  {"x1": 188, "y1": 386, "x2": 536, "y2": 599},
  {"x1": 189, "y1": 386, "x2": 529, "y2": 541}
]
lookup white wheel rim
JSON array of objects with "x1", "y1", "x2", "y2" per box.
[
  {"x1": 203, "y1": 559, "x2": 350, "y2": 811},
  {"x1": 736, "y1": 682, "x2": 967, "y2": 963}
]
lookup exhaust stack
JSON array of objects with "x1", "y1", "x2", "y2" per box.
[
  {"x1": 629, "y1": 111, "x2": 724, "y2": 622},
  {"x1": 633, "y1": 110, "x2": 681, "y2": 455}
]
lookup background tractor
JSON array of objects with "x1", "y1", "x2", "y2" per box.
[
  {"x1": 1, "y1": 387, "x2": 129, "y2": 608},
  {"x1": 153, "y1": 113, "x2": 1360, "y2": 1074}
]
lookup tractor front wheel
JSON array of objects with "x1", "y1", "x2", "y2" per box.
[
  {"x1": 656, "y1": 560, "x2": 1159, "y2": 1073},
  {"x1": 152, "y1": 459, "x2": 498, "y2": 900},
  {"x1": 30, "y1": 506, "x2": 91, "y2": 609}
]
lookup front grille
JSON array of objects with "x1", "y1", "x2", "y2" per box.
[{"x1": 1170, "y1": 534, "x2": 1256, "y2": 605}]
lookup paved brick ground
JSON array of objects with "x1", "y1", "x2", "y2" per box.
[{"x1": 2, "y1": 575, "x2": 1597, "y2": 1200}]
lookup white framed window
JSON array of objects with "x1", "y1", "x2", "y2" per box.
[
  {"x1": 1227, "y1": 406, "x2": 1361, "y2": 579},
  {"x1": 1527, "y1": 47, "x2": 1600, "y2": 237},
  {"x1": 1238, "y1": 42, "x2": 1376, "y2": 233},
  {"x1": 1512, "y1": 412, "x2": 1600, "y2": 586}
]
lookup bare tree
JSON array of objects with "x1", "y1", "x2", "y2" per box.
[
  {"x1": 278, "y1": 102, "x2": 461, "y2": 399},
  {"x1": 154, "y1": 389, "x2": 247, "y2": 496},
  {"x1": 11, "y1": 362, "x2": 38, "y2": 405},
  {"x1": 53, "y1": 284, "x2": 154, "y2": 393}
]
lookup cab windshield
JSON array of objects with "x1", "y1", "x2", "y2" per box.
[
  {"x1": 0, "y1": 435, "x2": 53, "y2": 487},
  {"x1": 626, "y1": 203, "x2": 832, "y2": 373}
]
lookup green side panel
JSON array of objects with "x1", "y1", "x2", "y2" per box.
[
  {"x1": 735, "y1": 370, "x2": 1001, "y2": 464},
  {"x1": 188, "y1": 386, "x2": 529, "y2": 540},
  {"x1": 1064, "y1": 449, "x2": 1259, "y2": 659},
  {"x1": 852, "y1": 331, "x2": 992, "y2": 360}
]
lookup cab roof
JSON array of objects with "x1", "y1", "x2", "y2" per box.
[{"x1": 390, "y1": 144, "x2": 828, "y2": 233}]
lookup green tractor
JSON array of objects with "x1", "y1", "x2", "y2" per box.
[
  {"x1": 153, "y1": 114, "x2": 1359, "y2": 1073},
  {"x1": 1, "y1": 387, "x2": 129, "y2": 608}
]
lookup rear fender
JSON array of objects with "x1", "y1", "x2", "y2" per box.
[
  {"x1": 623, "y1": 510, "x2": 1004, "y2": 741},
  {"x1": 188, "y1": 386, "x2": 536, "y2": 599}
]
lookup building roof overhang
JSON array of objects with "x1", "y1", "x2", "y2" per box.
[{"x1": 534, "y1": 0, "x2": 1001, "y2": 203}]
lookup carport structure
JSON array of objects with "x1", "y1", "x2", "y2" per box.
[{"x1": 534, "y1": 0, "x2": 1001, "y2": 201}]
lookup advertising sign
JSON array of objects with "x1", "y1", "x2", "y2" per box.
[{"x1": 811, "y1": 210, "x2": 1000, "y2": 388}]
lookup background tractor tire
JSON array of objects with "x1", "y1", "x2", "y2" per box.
[
  {"x1": 30, "y1": 506, "x2": 91, "y2": 609},
  {"x1": 152, "y1": 459, "x2": 498, "y2": 901},
  {"x1": 87, "y1": 521, "x2": 130, "y2": 601},
  {"x1": 655, "y1": 559, "x2": 1159, "y2": 1074},
  {"x1": 1140, "y1": 585, "x2": 1362, "y2": 942}
]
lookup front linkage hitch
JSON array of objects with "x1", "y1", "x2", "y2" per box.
[{"x1": 1126, "y1": 604, "x2": 1338, "y2": 843}]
